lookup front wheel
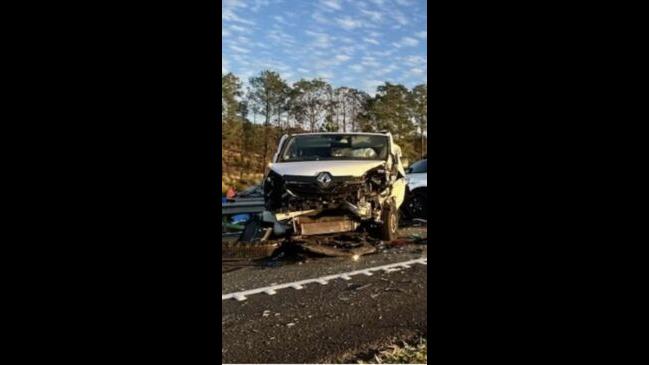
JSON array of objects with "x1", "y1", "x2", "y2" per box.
[{"x1": 378, "y1": 204, "x2": 399, "y2": 241}]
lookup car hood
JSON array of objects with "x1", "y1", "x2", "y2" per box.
[{"x1": 269, "y1": 160, "x2": 385, "y2": 177}]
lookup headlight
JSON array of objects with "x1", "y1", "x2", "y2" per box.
[{"x1": 264, "y1": 170, "x2": 285, "y2": 196}]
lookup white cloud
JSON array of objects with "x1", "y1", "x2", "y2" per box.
[
  {"x1": 273, "y1": 15, "x2": 290, "y2": 25},
  {"x1": 222, "y1": 0, "x2": 256, "y2": 26},
  {"x1": 400, "y1": 37, "x2": 419, "y2": 47},
  {"x1": 335, "y1": 54, "x2": 352, "y2": 62},
  {"x1": 250, "y1": 0, "x2": 272, "y2": 12},
  {"x1": 267, "y1": 29, "x2": 296, "y2": 45},
  {"x1": 361, "y1": 56, "x2": 380, "y2": 68},
  {"x1": 228, "y1": 24, "x2": 249, "y2": 33},
  {"x1": 268, "y1": 61, "x2": 291, "y2": 72},
  {"x1": 340, "y1": 75, "x2": 355, "y2": 84},
  {"x1": 355, "y1": 1, "x2": 368, "y2": 9},
  {"x1": 403, "y1": 55, "x2": 426, "y2": 66},
  {"x1": 312, "y1": 12, "x2": 330, "y2": 25},
  {"x1": 362, "y1": 79, "x2": 384, "y2": 95},
  {"x1": 409, "y1": 67, "x2": 425, "y2": 75},
  {"x1": 374, "y1": 64, "x2": 398, "y2": 77},
  {"x1": 391, "y1": 10, "x2": 408, "y2": 26},
  {"x1": 318, "y1": 71, "x2": 334, "y2": 80},
  {"x1": 306, "y1": 30, "x2": 334, "y2": 48},
  {"x1": 255, "y1": 41, "x2": 270, "y2": 49},
  {"x1": 320, "y1": 0, "x2": 342, "y2": 10},
  {"x1": 222, "y1": 0, "x2": 427, "y2": 97},
  {"x1": 372, "y1": 49, "x2": 396, "y2": 57},
  {"x1": 339, "y1": 45, "x2": 356, "y2": 55},
  {"x1": 363, "y1": 37, "x2": 380, "y2": 45},
  {"x1": 336, "y1": 17, "x2": 363, "y2": 30},
  {"x1": 229, "y1": 45, "x2": 250, "y2": 54},
  {"x1": 361, "y1": 9, "x2": 383, "y2": 22}
]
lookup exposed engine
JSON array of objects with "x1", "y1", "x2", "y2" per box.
[{"x1": 264, "y1": 163, "x2": 397, "y2": 223}]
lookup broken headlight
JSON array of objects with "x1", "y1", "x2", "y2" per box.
[
  {"x1": 364, "y1": 165, "x2": 389, "y2": 190},
  {"x1": 263, "y1": 169, "x2": 285, "y2": 210}
]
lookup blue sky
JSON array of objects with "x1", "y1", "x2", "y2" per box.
[{"x1": 222, "y1": 0, "x2": 427, "y2": 95}]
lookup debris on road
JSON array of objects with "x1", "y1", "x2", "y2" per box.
[{"x1": 347, "y1": 283, "x2": 373, "y2": 291}]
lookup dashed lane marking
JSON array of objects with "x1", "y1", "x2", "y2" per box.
[{"x1": 222, "y1": 257, "x2": 427, "y2": 302}]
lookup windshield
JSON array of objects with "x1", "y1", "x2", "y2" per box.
[{"x1": 279, "y1": 134, "x2": 389, "y2": 162}]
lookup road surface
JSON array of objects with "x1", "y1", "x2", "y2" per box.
[{"x1": 221, "y1": 225, "x2": 427, "y2": 363}]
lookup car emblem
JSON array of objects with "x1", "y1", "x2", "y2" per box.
[{"x1": 316, "y1": 172, "x2": 332, "y2": 187}]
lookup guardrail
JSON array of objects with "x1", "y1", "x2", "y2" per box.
[{"x1": 222, "y1": 199, "x2": 265, "y2": 215}]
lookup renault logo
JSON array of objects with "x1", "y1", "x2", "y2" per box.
[{"x1": 316, "y1": 172, "x2": 332, "y2": 187}]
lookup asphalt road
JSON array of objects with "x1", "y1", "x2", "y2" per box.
[
  {"x1": 222, "y1": 225, "x2": 427, "y2": 293},
  {"x1": 222, "y1": 263, "x2": 427, "y2": 363},
  {"x1": 221, "y1": 225, "x2": 428, "y2": 363}
]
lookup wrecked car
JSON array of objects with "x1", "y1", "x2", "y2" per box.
[{"x1": 261, "y1": 132, "x2": 407, "y2": 241}]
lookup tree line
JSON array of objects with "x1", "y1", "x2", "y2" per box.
[{"x1": 222, "y1": 70, "x2": 427, "y2": 178}]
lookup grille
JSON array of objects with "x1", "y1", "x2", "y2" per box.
[{"x1": 283, "y1": 175, "x2": 363, "y2": 197}]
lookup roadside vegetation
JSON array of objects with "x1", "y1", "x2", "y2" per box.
[
  {"x1": 222, "y1": 70, "x2": 427, "y2": 192},
  {"x1": 358, "y1": 337, "x2": 427, "y2": 364}
]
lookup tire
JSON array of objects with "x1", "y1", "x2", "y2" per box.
[
  {"x1": 405, "y1": 189, "x2": 427, "y2": 219},
  {"x1": 378, "y1": 203, "x2": 399, "y2": 241}
]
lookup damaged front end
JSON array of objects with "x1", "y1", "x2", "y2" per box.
[{"x1": 263, "y1": 163, "x2": 401, "y2": 238}]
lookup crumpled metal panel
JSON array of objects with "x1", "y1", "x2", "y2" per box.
[{"x1": 294, "y1": 216, "x2": 358, "y2": 236}]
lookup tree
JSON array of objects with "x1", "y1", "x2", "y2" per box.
[
  {"x1": 291, "y1": 79, "x2": 331, "y2": 132},
  {"x1": 363, "y1": 82, "x2": 418, "y2": 161},
  {"x1": 247, "y1": 70, "x2": 288, "y2": 172},
  {"x1": 220, "y1": 69, "x2": 428, "y2": 190},
  {"x1": 321, "y1": 113, "x2": 338, "y2": 132},
  {"x1": 275, "y1": 81, "x2": 291, "y2": 134},
  {"x1": 348, "y1": 88, "x2": 370, "y2": 132},
  {"x1": 410, "y1": 84, "x2": 427, "y2": 159},
  {"x1": 221, "y1": 72, "x2": 244, "y2": 176},
  {"x1": 331, "y1": 87, "x2": 348, "y2": 132}
]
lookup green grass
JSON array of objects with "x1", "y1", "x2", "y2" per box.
[{"x1": 359, "y1": 338, "x2": 427, "y2": 364}]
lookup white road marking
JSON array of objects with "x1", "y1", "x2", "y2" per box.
[{"x1": 222, "y1": 257, "x2": 427, "y2": 301}]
